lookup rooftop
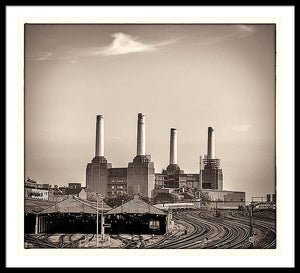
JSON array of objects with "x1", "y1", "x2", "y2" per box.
[{"x1": 105, "y1": 195, "x2": 167, "y2": 216}]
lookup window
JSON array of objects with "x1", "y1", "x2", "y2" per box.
[{"x1": 149, "y1": 220, "x2": 160, "y2": 229}]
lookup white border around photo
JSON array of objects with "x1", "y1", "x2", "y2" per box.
[{"x1": 6, "y1": 5, "x2": 294, "y2": 268}]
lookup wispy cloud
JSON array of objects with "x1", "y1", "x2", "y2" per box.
[
  {"x1": 198, "y1": 25, "x2": 256, "y2": 46},
  {"x1": 86, "y1": 32, "x2": 180, "y2": 56},
  {"x1": 239, "y1": 25, "x2": 255, "y2": 33},
  {"x1": 28, "y1": 32, "x2": 180, "y2": 62},
  {"x1": 28, "y1": 51, "x2": 75, "y2": 62},
  {"x1": 34, "y1": 51, "x2": 53, "y2": 61},
  {"x1": 230, "y1": 124, "x2": 252, "y2": 132}
]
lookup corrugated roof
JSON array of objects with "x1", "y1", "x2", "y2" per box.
[
  {"x1": 105, "y1": 195, "x2": 167, "y2": 215},
  {"x1": 25, "y1": 198, "x2": 57, "y2": 214},
  {"x1": 37, "y1": 195, "x2": 111, "y2": 215}
]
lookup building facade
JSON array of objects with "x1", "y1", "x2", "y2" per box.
[
  {"x1": 85, "y1": 116, "x2": 243, "y2": 201},
  {"x1": 86, "y1": 114, "x2": 155, "y2": 198},
  {"x1": 154, "y1": 127, "x2": 223, "y2": 192}
]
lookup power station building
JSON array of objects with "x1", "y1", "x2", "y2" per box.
[
  {"x1": 86, "y1": 113, "x2": 155, "y2": 198},
  {"x1": 200, "y1": 127, "x2": 223, "y2": 190},
  {"x1": 154, "y1": 126, "x2": 223, "y2": 191},
  {"x1": 86, "y1": 114, "x2": 242, "y2": 202}
]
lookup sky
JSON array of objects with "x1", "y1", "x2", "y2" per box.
[{"x1": 25, "y1": 24, "x2": 276, "y2": 201}]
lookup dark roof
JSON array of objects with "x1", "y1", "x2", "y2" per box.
[
  {"x1": 105, "y1": 195, "x2": 167, "y2": 215},
  {"x1": 64, "y1": 188, "x2": 82, "y2": 195},
  {"x1": 154, "y1": 192, "x2": 174, "y2": 200}
]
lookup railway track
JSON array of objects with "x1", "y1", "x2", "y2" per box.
[
  {"x1": 198, "y1": 212, "x2": 250, "y2": 249},
  {"x1": 227, "y1": 211, "x2": 276, "y2": 248},
  {"x1": 147, "y1": 209, "x2": 275, "y2": 249},
  {"x1": 154, "y1": 213, "x2": 212, "y2": 249},
  {"x1": 25, "y1": 233, "x2": 89, "y2": 248},
  {"x1": 145, "y1": 218, "x2": 197, "y2": 248},
  {"x1": 146, "y1": 211, "x2": 225, "y2": 249},
  {"x1": 25, "y1": 234, "x2": 59, "y2": 248}
]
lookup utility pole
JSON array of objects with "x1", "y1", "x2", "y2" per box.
[
  {"x1": 96, "y1": 193, "x2": 99, "y2": 247},
  {"x1": 101, "y1": 196, "x2": 104, "y2": 240},
  {"x1": 249, "y1": 204, "x2": 254, "y2": 248}
]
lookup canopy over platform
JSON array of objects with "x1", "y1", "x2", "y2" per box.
[
  {"x1": 36, "y1": 195, "x2": 111, "y2": 215},
  {"x1": 105, "y1": 195, "x2": 167, "y2": 215}
]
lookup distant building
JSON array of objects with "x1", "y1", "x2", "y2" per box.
[
  {"x1": 24, "y1": 178, "x2": 83, "y2": 201},
  {"x1": 78, "y1": 188, "x2": 88, "y2": 200},
  {"x1": 154, "y1": 127, "x2": 223, "y2": 192},
  {"x1": 24, "y1": 177, "x2": 50, "y2": 200},
  {"x1": 48, "y1": 187, "x2": 67, "y2": 202},
  {"x1": 68, "y1": 183, "x2": 81, "y2": 189},
  {"x1": 201, "y1": 158, "x2": 223, "y2": 190},
  {"x1": 30, "y1": 188, "x2": 49, "y2": 200},
  {"x1": 84, "y1": 115, "x2": 243, "y2": 201},
  {"x1": 200, "y1": 189, "x2": 245, "y2": 202},
  {"x1": 25, "y1": 177, "x2": 37, "y2": 188},
  {"x1": 86, "y1": 114, "x2": 155, "y2": 198}
]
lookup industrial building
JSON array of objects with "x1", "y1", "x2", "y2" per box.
[
  {"x1": 25, "y1": 194, "x2": 169, "y2": 235},
  {"x1": 154, "y1": 127, "x2": 223, "y2": 192},
  {"x1": 86, "y1": 113, "x2": 155, "y2": 198},
  {"x1": 24, "y1": 195, "x2": 112, "y2": 234},
  {"x1": 85, "y1": 114, "x2": 244, "y2": 204},
  {"x1": 105, "y1": 195, "x2": 169, "y2": 234}
]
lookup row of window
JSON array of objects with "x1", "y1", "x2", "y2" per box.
[
  {"x1": 149, "y1": 220, "x2": 160, "y2": 229},
  {"x1": 110, "y1": 179, "x2": 126, "y2": 183},
  {"x1": 111, "y1": 185, "x2": 124, "y2": 190}
]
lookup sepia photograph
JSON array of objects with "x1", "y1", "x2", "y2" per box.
[{"x1": 23, "y1": 23, "x2": 277, "y2": 250}]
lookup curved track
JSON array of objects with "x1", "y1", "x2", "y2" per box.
[{"x1": 146, "y1": 209, "x2": 276, "y2": 249}]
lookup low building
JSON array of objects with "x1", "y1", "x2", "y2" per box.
[
  {"x1": 200, "y1": 189, "x2": 245, "y2": 201},
  {"x1": 25, "y1": 177, "x2": 37, "y2": 188},
  {"x1": 25, "y1": 195, "x2": 112, "y2": 234},
  {"x1": 78, "y1": 188, "x2": 88, "y2": 200},
  {"x1": 105, "y1": 195, "x2": 168, "y2": 234},
  {"x1": 48, "y1": 189, "x2": 67, "y2": 202},
  {"x1": 30, "y1": 188, "x2": 49, "y2": 200},
  {"x1": 200, "y1": 189, "x2": 246, "y2": 209}
]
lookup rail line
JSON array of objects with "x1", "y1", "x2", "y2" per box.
[{"x1": 147, "y1": 210, "x2": 275, "y2": 249}]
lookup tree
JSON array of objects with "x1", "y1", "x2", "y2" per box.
[
  {"x1": 199, "y1": 191, "x2": 210, "y2": 202},
  {"x1": 104, "y1": 194, "x2": 131, "y2": 208}
]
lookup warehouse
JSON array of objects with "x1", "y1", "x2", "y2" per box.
[
  {"x1": 105, "y1": 195, "x2": 168, "y2": 235},
  {"x1": 24, "y1": 195, "x2": 111, "y2": 234}
]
